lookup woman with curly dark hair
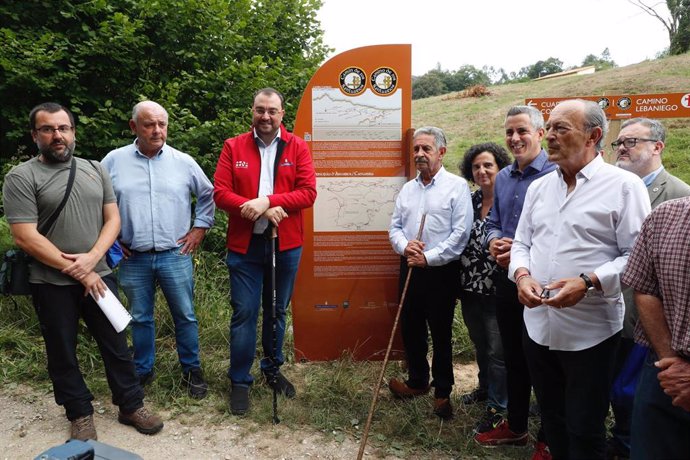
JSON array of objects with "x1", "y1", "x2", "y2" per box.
[{"x1": 457, "y1": 142, "x2": 512, "y2": 433}]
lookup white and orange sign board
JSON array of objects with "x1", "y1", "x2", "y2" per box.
[
  {"x1": 526, "y1": 92, "x2": 690, "y2": 120},
  {"x1": 292, "y1": 45, "x2": 412, "y2": 361}
]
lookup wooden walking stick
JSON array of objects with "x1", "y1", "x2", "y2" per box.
[{"x1": 357, "y1": 214, "x2": 426, "y2": 460}]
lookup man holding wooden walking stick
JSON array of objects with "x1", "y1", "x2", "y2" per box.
[{"x1": 388, "y1": 126, "x2": 473, "y2": 419}]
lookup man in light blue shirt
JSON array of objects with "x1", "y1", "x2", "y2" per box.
[
  {"x1": 388, "y1": 126, "x2": 473, "y2": 420},
  {"x1": 101, "y1": 101, "x2": 215, "y2": 399}
]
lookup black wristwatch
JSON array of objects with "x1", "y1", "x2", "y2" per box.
[{"x1": 579, "y1": 273, "x2": 596, "y2": 297}]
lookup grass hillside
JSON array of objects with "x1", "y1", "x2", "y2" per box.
[{"x1": 413, "y1": 53, "x2": 690, "y2": 183}]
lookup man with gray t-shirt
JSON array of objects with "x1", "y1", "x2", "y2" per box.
[{"x1": 2, "y1": 102, "x2": 163, "y2": 441}]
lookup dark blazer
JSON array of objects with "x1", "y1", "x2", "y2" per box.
[{"x1": 622, "y1": 168, "x2": 690, "y2": 338}]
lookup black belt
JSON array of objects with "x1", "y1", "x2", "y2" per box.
[{"x1": 132, "y1": 248, "x2": 173, "y2": 254}]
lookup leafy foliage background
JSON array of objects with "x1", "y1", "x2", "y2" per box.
[{"x1": 0, "y1": 0, "x2": 329, "y2": 180}]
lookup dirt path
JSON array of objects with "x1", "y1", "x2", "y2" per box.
[
  {"x1": 1, "y1": 384, "x2": 364, "y2": 459},
  {"x1": 2, "y1": 363, "x2": 478, "y2": 459}
]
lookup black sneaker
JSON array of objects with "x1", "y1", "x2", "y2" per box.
[
  {"x1": 474, "y1": 406, "x2": 504, "y2": 434},
  {"x1": 461, "y1": 387, "x2": 488, "y2": 405},
  {"x1": 183, "y1": 368, "x2": 208, "y2": 399},
  {"x1": 264, "y1": 371, "x2": 296, "y2": 398},
  {"x1": 230, "y1": 385, "x2": 250, "y2": 416},
  {"x1": 139, "y1": 371, "x2": 155, "y2": 386}
]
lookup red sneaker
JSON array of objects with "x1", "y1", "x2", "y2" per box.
[
  {"x1": 531, "y1": 441, "x2": 552, "y2": 460},
  {"x1": 474, "y1": 420, "x2": 529, "y2": 446}
]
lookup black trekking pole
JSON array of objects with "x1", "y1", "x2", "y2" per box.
[{"x1": 268, "y1": 224, "x2": 280, "y2": 425}]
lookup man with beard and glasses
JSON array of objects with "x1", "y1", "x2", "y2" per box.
[
  {"x1": 2, "y1": 102, "x2": 163, "y2": 441},
  {"x1": 388, "y1": 126, "x2": 473, "y2": 420}
]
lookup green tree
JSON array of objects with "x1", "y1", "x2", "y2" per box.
[
  {"x1": 443, "y1": 65, "x2": 490, "y2": 92},
  {"x1": 520, "y1": 57, "x2": 564, "y2": 80},
  {"x1": 0, "y1": 0, "x2": 328, "y2": 177},
  {"x1": 628, "y1": 0, "x2": 690, "y2": 55},
  {"x1": 412, "y1": 70, "x2": 446, "y2": 100},
  {"x1": 582, "y1": 48, "x2": 617, "y2": 70}
]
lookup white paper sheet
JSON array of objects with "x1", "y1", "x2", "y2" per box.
[{"x1": 91, "y1": 287, "x2": 132, "y2": 333}]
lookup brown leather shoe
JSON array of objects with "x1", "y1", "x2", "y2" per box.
[
  {"x1": 118, "y1": 406, "x2": 164, "y2": 435},
  {"x1": 70, "y1": 414, "x2": 97, "y2": 440},
  {"x1": 388, "y1": 378, "x2": 430, "y2": 399},
  {"x1": 433, "y1": 398, "x2": 453, "y2": 420}
]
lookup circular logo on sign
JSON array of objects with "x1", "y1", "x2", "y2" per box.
[
  {"x1": 339, "y1": 67, "x2": 366, "y2": 95},
  {"x1": 371, "y1": 67, "x2": 398, "y2": 95},
  {"x1": 598, "y1": 97, "x2": 610, "y2": 110},
  {"x1": 617, "y1": 97, "x2": 632, "y2": 110},
  {"x1": 681, "y1": 93, "x2": 690, "y2": 109}
]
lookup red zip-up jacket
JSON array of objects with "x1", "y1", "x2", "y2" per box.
[{"x1": 213, "y1": 125, "x2": 317, "y2": 253}]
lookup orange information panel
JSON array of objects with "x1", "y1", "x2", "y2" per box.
[
  {"x1": 526, "y1": 92, "x2": 690, "y2": 120},
  {"x1": 291, "y1": 45, "x2": 412, "y2": 361}
]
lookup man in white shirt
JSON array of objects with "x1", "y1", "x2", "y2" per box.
[
  {"x1": 509, "y1": 99, "x2": 650, "y2": 459},
  {"x1": 388, "y1": 126, "x2": 473, "y2": 420}
]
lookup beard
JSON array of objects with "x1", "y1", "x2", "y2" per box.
[{"x1": 40, "y1": 140, "x2": 75, "y2": 163}]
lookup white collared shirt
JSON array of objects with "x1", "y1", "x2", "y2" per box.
[
  {"x1": 253, "y1": 127, "x2": 281, "y2": 234},
  {"x1": 510, "y1": 155, "x2": 651, "y2": 350},
  {"x1": 389, "y1": 166, "x2": 473, "y2": 266}
]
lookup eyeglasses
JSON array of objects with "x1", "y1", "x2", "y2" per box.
[
  {"x1": 253, "y1": 107, "x2": 281, "y2": 117},
  {"x1": 611, "y1": 138, "x2": 657, "y2": 150},
  {"x1": 36, "y1": 125, "x2": 73, "y2": 135}
]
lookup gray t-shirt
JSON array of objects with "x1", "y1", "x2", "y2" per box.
[{"x1": 3, "y1": 156, "x2": 116, "y2": 285}]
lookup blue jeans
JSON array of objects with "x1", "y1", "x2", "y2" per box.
[
  {"x1": 631, "y1": 349, "x2": 690, "y2": 460},
  {"x1": 226, "y1": 235, "x2": 302, "y2": 386},
  {"x1": 459, "y1": 290, "x2": 507, "y2": 411},
  {"x1": 118, "y1": 248, "x2": 201, "y2": 375}
]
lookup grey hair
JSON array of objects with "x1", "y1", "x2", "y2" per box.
[
  {"x1": 505, "y1": 105, "x2": 544, "y2": 130},
  {"x1": 580, "y1": 99, "x2": 608, "y2": 150},
  {"x1": 413, "y1": 126, "x2": 447, "y2": 150},
  {"x1": 131, "y1": 101, "x2": 169, "y2": 121},
  {"x1": 621, "y1": 117, "x2": 666, "y2": 143}
]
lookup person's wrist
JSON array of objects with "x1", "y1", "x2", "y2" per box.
[{"x1": 515, "y1": 272, "x2": 531, "y2": 285}]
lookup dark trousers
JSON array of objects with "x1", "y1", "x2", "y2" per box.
[
  {"x1": 524, "y1": 331, "x2": 620, "y2": 460},
  {"x1": 399, "y1": 258, "x2": 458, "y2": 399},
  {"x1": 631, "y1": 349, "x2": 690, "y2": 460},
  {"x1": 30, "y1": 274, "x2": 143, "y2": 421},
  {"x1": 494, "y1": 271, "x2": 533, "y2": 433},
  {"x1": 609, "y1": 336, "x2": 636, "y2": 454}
]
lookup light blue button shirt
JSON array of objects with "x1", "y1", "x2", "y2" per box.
[
  {"x1": 642, "y1": 165, "x2": 664, "y2": 187},
  {"x1": 101, "y1": 141, "x2": 215, "y2": 251},
  {"x1": 389, "y1": 167, "x2": 473, "y2": 267}
]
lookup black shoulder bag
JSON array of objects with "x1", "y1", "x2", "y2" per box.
[{"x1": 1, "y1": 158, "x2": 78, "y2": 296}]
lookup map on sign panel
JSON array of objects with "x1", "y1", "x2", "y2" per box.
[
  {"x1": 311, "y1": 88, "x2": 402, "y2": 141},
  {"x1": 314, "y1": 177, "x2": 407, "y2": 232}
]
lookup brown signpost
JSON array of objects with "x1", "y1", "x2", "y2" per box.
[
  {"x1": 526, "y1": 92, "x2": 690, "y2": 162},
  {"x1": 291, "y1": 45, "x2": 412, "y2": 362},
  {"x1": 526, "y1": 92, "x2": 690, "y2": 120}
]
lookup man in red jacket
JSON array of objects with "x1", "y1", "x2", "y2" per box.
[{"x1": 214, "y1": 88, "x2": 316, "y2": 415}]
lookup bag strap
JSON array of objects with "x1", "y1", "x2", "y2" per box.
[{"x1": 37, "y1": 157, "x2": 77, "y2": 235}]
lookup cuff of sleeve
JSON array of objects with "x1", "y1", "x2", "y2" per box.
[
  {"x1": 424, "y1": 249, "x2": 439, "y2": 266},
  {"x1": 594, "y1": 268, "x2": 620, "y2": 298}
]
